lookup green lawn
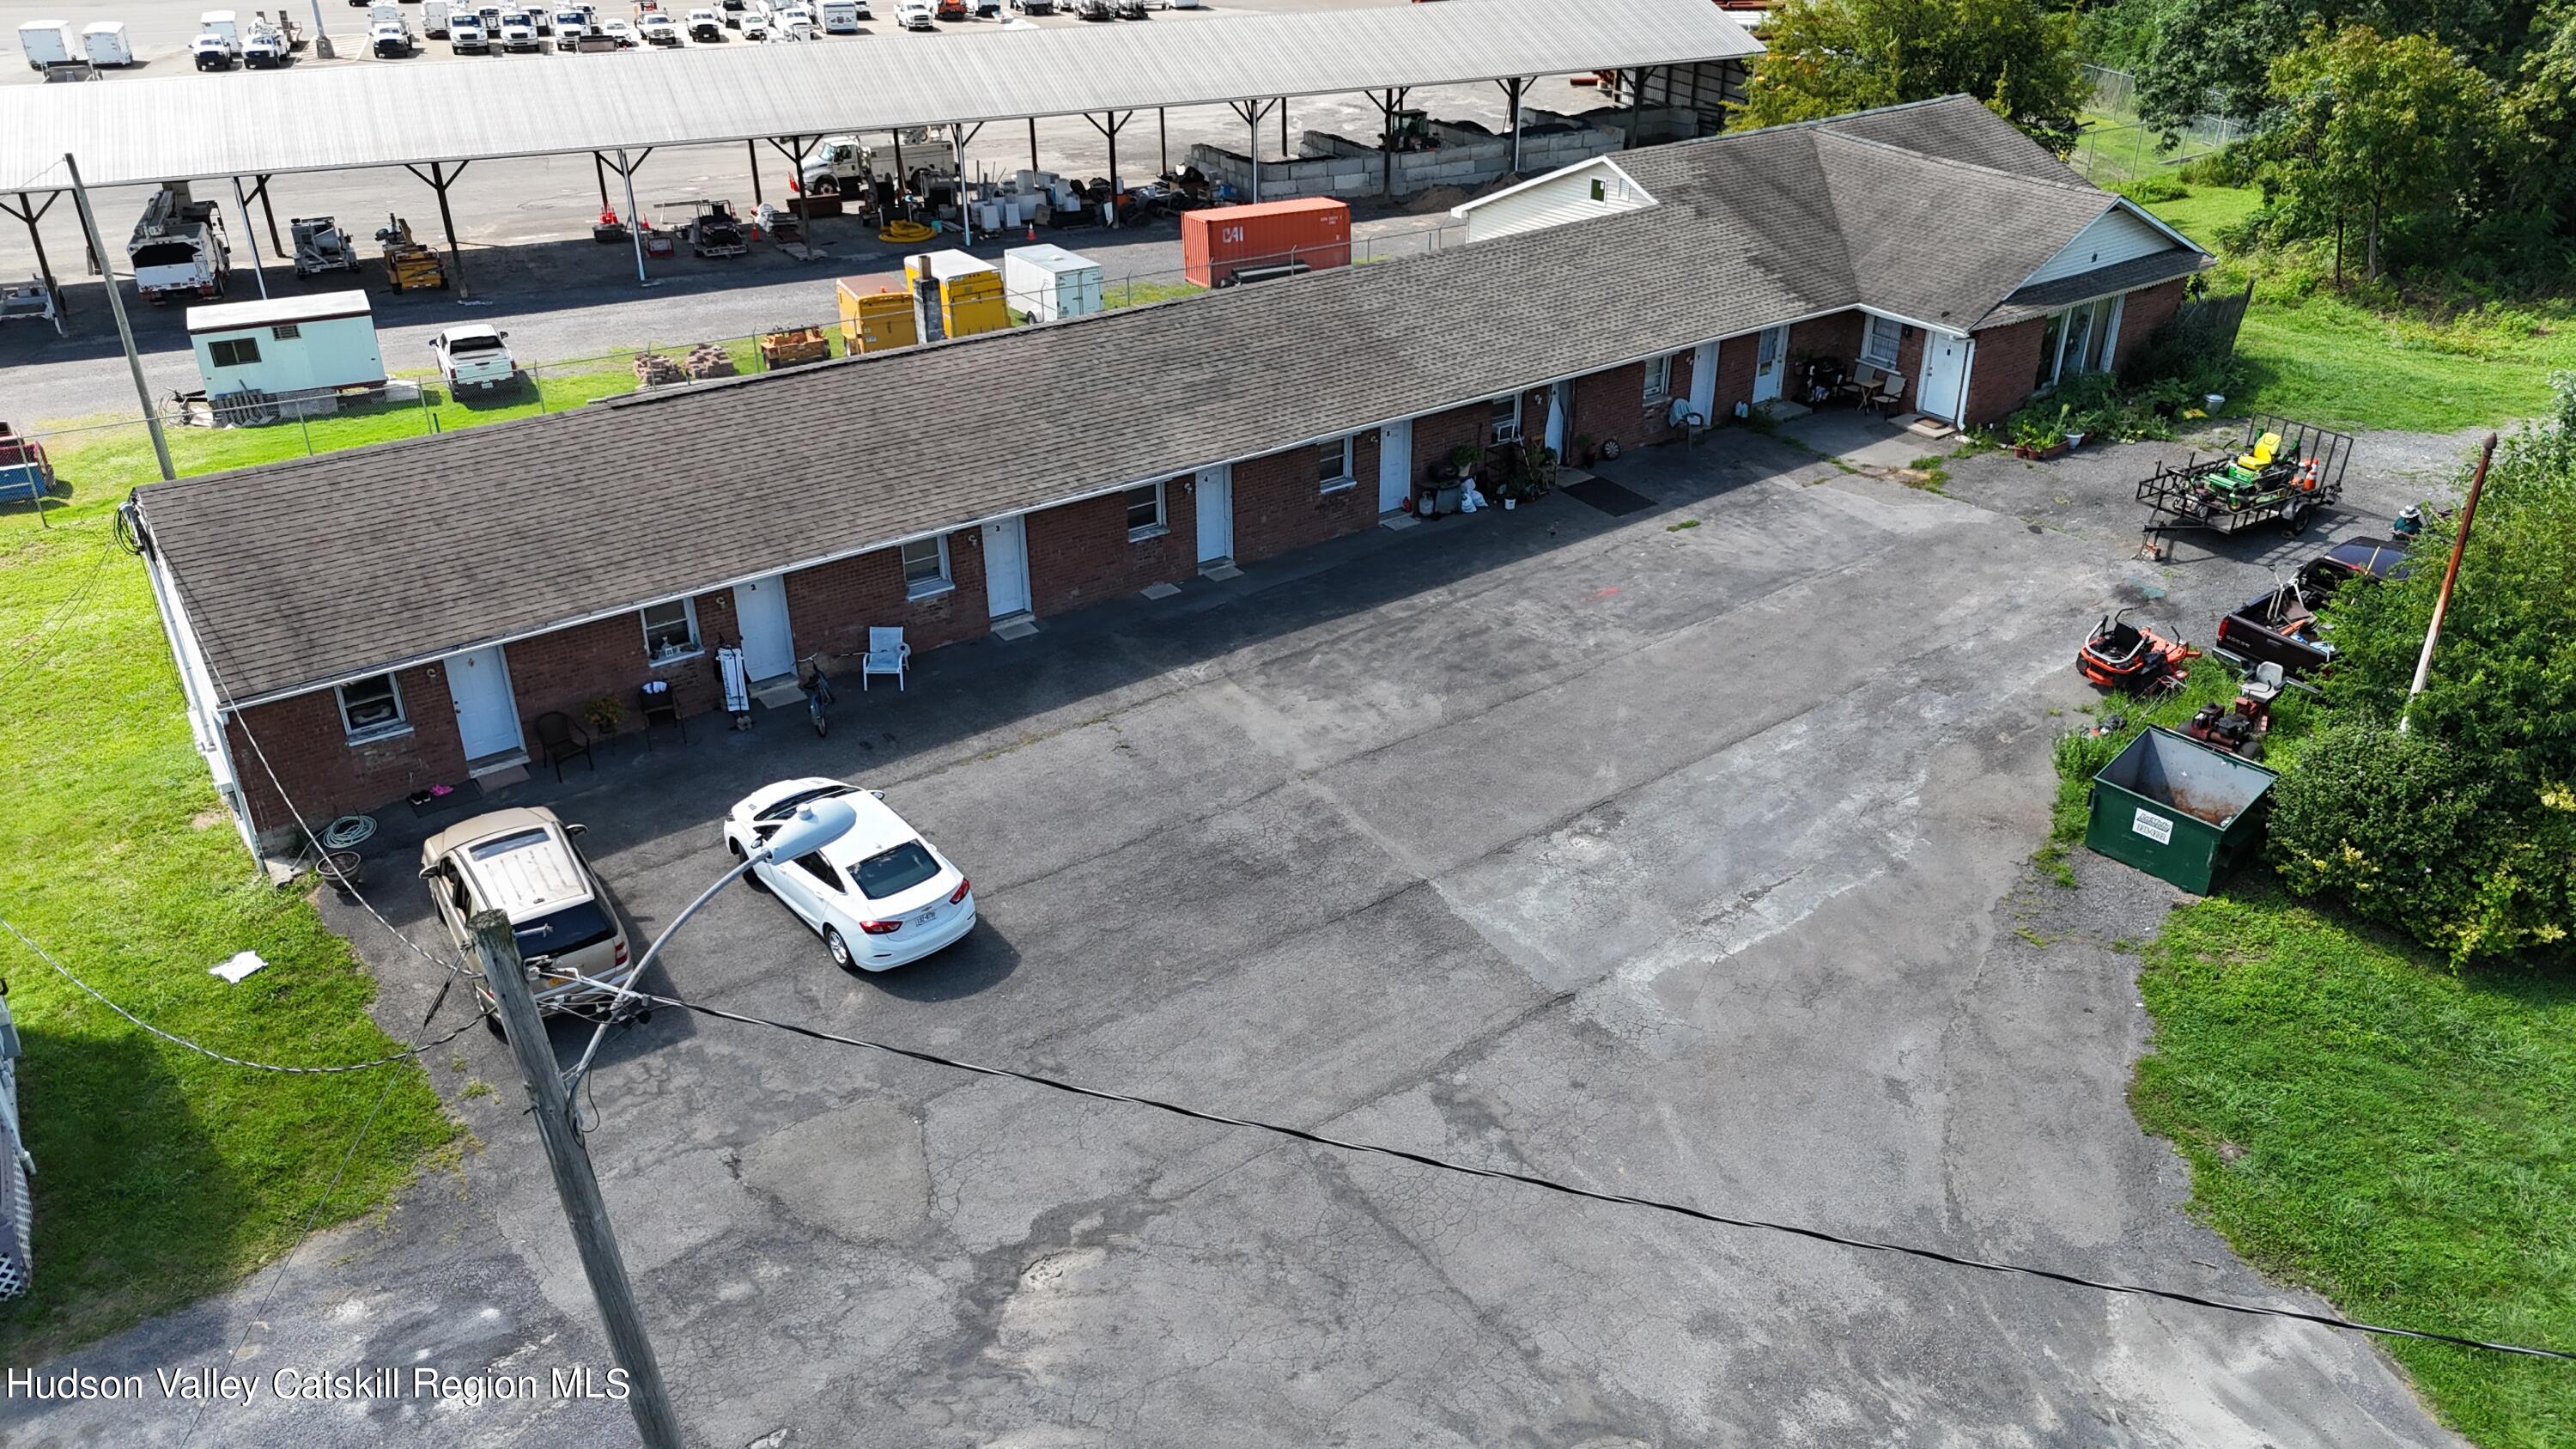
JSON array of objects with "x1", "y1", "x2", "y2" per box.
[
  {"x1": 2139, "y1": 186, "x2": 2576, "y2": 433},
  {"x1": 2131, "y1": 890, "x2": 2576, "y2": 1446},
  {"x1": 0, "y1": 492, "x2": 455, "y2": 1361}
]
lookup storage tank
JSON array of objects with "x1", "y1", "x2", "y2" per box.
[
  {"x1": 1181, "y1": 198, "x2": 1350, "y2": 289},
  {"x1": 1002, "y1": 244, "x2": 1104, "y2": 324},
  {"x1": 836, "y1": 277, "x2": 918, "y2": 355},
  {"x1": 902, "y1": 250, "x2": 1008, "y2": 341}
]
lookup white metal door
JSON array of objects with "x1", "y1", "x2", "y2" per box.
[
  {"x1": 444, "y1": 645, "x2": 522, "y2": 761},
  {"x1": 1687, "y1": 340, "x2": 1719, "y2": 423},
  {"x1": 1376, "y1": 417, "x2": 1412, "y2": 513},
  {"x1": 983, "y1": 515, "x2": 1031, "y2": 618},
  {"x1": 1751, "y1": 326, "x2": 1788, "y2": 405},
  {"x1": 732, "y1": 573, "x2": 795, "y2": 680},
  {"x1": 1194, "y1": 465, "x2": 1233, "y2": 562},
  {"x1": 1917, "y1": 333, "x2": 1971, "y2": 422}
]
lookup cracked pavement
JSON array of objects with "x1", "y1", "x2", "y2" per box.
[{"x1": 6, "y1": 423, "x2": 2475, "y2": 1446}]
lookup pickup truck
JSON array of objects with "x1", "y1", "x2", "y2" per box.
[
  {"x1": 2210, "y1": 537, "x2": 2412, "y2": 684},
  {"x1": 430, "y1": 326, "x2": 519, "y2": 394},
  {"x1": 449, "y1": 15, "x2": 489, "y2": 48}
]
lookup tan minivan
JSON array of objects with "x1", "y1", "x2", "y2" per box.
[{"x1": 420, "y1": 807, "x2": 636, "y2": 1023}]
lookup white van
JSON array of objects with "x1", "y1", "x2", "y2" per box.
[{"x1": 422, "y1": 1, "x2": 452, "y2": 36}]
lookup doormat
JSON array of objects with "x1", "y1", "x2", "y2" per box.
[{"x1": 1560, "y1": 477, "x2": 1658, "y2": 517}]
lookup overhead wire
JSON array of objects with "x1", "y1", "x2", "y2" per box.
[
  {"x1": 0, "y1": 913, "x2": 489, "y2": 1073},
  {"x1": 582, "y1": 978, "x2": 2576, "y2": 1364}
]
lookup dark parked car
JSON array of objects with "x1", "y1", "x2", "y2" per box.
[{"x1": 2212, "y1": 537, "x2": 2412, "y2": 683}]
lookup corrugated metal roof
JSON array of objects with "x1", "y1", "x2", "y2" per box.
[
  {"x1": 137, "y1": 99, "x2": 2205, "y2": 708},
  {"x1": 0, "y1": 0, "x2": 1759, "y2": 192}
]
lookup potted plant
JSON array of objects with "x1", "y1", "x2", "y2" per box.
[
  {"x1": 2011, "y1": 405, "x2": 2073, "y2": 460},
  {"x1": 583, "y1": 694, "x2": 627, "y2": 737},
  {"x1": 1571, "y1": 433, "x2": 1597, "y2": 467}
]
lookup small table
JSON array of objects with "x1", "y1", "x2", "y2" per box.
[{"x1": 638, "y1": 681, "x2": 686, "y2": 748}]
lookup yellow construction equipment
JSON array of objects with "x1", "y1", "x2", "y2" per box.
[
  {"x1": 837, "y1": 279, "x2": 918, "y2": 354},
  {"x1": 374, "y1": 215, "x2": 447, "y2": 293},
  {"x1": 903, "y1": 249, "x2": 1008, "y2": 342}
]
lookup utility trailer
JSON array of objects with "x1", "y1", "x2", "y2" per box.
[
  {"x1": 290, "y1": 216, "x2": 358, "y2": 277},
  {"x1": 2136, "y1": 414, "x2": 2352, "y2": 560}
]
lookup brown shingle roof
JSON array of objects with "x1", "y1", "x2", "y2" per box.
[{"x1": 139, "y1": 95, "x2": 2203, "y2": 704}]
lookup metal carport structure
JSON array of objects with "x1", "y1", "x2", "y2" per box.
[{"x1": 0, "y1": 0, "x2": 1756, "y2": 297}]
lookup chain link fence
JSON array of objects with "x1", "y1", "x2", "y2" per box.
[
  {"x1": 2072, "y1": 64, "x2": 2251, "y2": 187},
  {"x1": 5, "y1": 223, "x2": 1461, "y2": 512}
]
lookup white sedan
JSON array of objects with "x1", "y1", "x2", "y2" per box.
[{"x1": 723, "y1": 778, "x2": 977, "y2": 971}]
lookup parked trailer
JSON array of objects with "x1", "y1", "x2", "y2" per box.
[
  {"x1": 1181, "y1": 198, "x2": 1349, "y2": 288},
  {"x1": 2135, "y1": 413, "x2": 2352, "y2": 561},
  {"x1": 16, "y1": 20, "x2": 73, "y2": 70},
  {"x1": 81, "y1": 19, "x2": 134, "y2": 63},
  {"x1": 0, "y1": 423, "x2": 55, "y2": 505},
  {"x1": 1002, "y1": 243, "x2": 1103, "y2": 323}
]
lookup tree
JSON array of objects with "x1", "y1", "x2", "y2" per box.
[
  {"x1": 2247, "y1": 24, "x2": 2505, "y2": 277},
  {"x1": 2276, "y1": 374, "x2": 2576, "y2": 964},
  {"x1": 1728, "y1": 0, "x2": 2091, "y2": 153}
]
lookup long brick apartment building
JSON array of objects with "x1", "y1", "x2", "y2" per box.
[{"x1": 132, "y1": 96, "x2": 2208, "y2": 849}]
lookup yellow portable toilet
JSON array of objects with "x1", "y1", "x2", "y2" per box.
[
  {"x1": 903, "y1": 250, "x2": 1008, "y2": 342},
  {"x1": 836, "y1": 277, "x2": 918, "y2": 355}
]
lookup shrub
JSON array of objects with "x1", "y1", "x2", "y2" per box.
[{"x1": 2116, "y1": 174, "x2": 2190, "y2": 204}]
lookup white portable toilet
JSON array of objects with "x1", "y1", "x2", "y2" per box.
[
  {"x1": 81, "y1": 20, "x2": 134, "y2": 64},
  {"x1": 1002, "y1": 244, "x2": 1104, "y2": 324},
  {"x1": 15, "y1": 20, "x2": 74, "y2": 70}
]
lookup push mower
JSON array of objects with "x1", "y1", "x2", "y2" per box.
[{"x1": 2178, "y1": 661, "x2": 2286, "y2": 761}]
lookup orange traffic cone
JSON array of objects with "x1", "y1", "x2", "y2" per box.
[{"x1": 1026, "y1": 222, "x2": 1037, "y2": 241}]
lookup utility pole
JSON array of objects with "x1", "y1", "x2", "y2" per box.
[
  {"x1": 2399, "y1": 431, "x2": 2499, "y2": 733},
  {"x1": 64, "y1": 153, "x2": 174, "y2": 483},
  {"x1": 472, "y1": 912, "x2": 684, "y2": 1449}
]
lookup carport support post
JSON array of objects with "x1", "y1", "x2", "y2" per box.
[
  {"x1": 404, "y1": 160, "x2": 472, "y2": 299},
  {"x1": 1497, "y1": 76, "x2": 1530, "y2": 174},
  {"x1": 64, "y1": 154, "x2": 173, "y2": 483},
  {"x1": 1157, "y1": 107, "x2": 1168, "y2": 176},
  {"x1": 1625, "y1": 66, "x2": 1652, "y2": 149},
  {"x1": 248, "y1": 174, "x2": 283, "y2": 254},
  {"x1": 1082, "y1": 113, "x2": 1131, "y2": 226},
  {"x1": 229, "y1": 178, "x2": 269, "y2": 299},
  {"x1": 1227, "y1": 99, "x2": 1274, "y2": 201},
  {"x1": 951, "y1": 129, "x2": 971, "y2": 244},
  {"x1": 4, "y1": 193, "x2": 61, "y2": 315},
  {"x1": 1372, "y1": 87, "x2": 1408, "y2": 198},
  {"x1": 593, "y1": 153, "x2": 611, "y2": 215},
  {"x1": 748, "y1": 140, "x2": 762, "y2": 206},
  {"x1": 307, "y1": 0, "x2": 332, "y2": 58},
  {"x1": 616, "y1": 149, "x2": 649, "y2": 285},
  {"x1": 1029, "y1": 118, "x2": 1040, "y2": 174},
  {"x1": 471, "y1": 913, "x2": 683, "y2": 1449}
]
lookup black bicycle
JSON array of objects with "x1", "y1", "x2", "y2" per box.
[{"x1": 799, "y1": 654, "x2": 835, "y2": 738}]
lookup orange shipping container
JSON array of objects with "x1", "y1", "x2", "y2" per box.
[{"x1": 1181, "y1": 198, "x2": 1351, "y2": 288}]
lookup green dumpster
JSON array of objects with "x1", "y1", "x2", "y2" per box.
[{"x1": 2083, "y1": 727, "x2": 2279, "y2": 894}]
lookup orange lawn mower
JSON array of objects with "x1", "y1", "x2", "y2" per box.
[{"x1": 2078, "y1": 609, "x2": 2198, "y2": 697}]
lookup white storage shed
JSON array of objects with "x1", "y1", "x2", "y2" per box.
[
  {"x1": 185, "y1": 291, "x2": 386, "y2": 414},
  {"x1": 1002, "y1": 243, "x2": 1104, "y2": 324}
]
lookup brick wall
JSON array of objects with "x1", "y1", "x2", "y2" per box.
[
  {"x1": 1964, "y1": 316, "x2": 2048, "y2": 426},
  {"x1": 501, "y1": 589, "x2": 737, "y2": 740},
  {"x1": 1787, "y1": 313, "x2": 1863, "y2": 375},
  {"x1": 784, "y1": 533, "x2": 989, "y2": 665},
  {"x1": 229, "y1": 662, "x2": 466, "y2": 837},
  {"x1": 1890, "y1": 323, "x2": 1927, "y2": 412},
  {"x1": 1411, "y1": 399, "x2": 1493, "y2": 489},
  {"x1": 1026, "y1": 484, "x2": 1198, "y2": 617},
  {"x1": 1233, "y1": 432, "x2": 1381, "y2": 563},
  {"x1": 1710, "y1": 332, "x2": 1757, "y2": 419},
  {"x1": 2114, "y1": 277, "x2": 2188, "y2": 374}
]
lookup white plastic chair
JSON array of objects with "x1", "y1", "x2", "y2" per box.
[{"x1": 861, "y1": 626, "x2": 909, "y2": 691}]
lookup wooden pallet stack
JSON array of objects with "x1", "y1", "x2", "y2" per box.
[{"x1": 683, "y1": 343, "x2": 737, "y2": 380}]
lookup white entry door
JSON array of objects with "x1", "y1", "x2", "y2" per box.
[
  {"x1": 983, "y1": 514, "x2": 1031, "y2": 618},
  {"x1": 732, "y1": 573, "x2": 795, "y2": 681},
  {"x1": 1194, "y1": 465, "x2": 1233, "y2": 563},
  {"x1": 1917, "y1": 332, "x2": 1971, "y2": 422},
  {"x1": 445, "y1": 645, "x2": 522, "y2": 763},
  {"x1": 1751, "y1": 325, "x2": 1789, "y2": 405},
  {"x1": 1376, "y1": 418, "x2": 1412, "y2": 513}
]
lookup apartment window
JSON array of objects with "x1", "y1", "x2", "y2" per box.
[
  {"x1": 1642, "y1": 354, "x2": 1673, "y2": 401},
  {"x1": 641, "y1": 598, "x2": 700, "y2": 661},
  {"x1": 209, "y1": 337, "x2": 260, "y2": 368},
  {"x1": 2034, "y1": 296, "x2": 2123, "y2": 389},
  {"x1": 1125, "y1": 481, "x2": 1167, "y2": 539},
  {"x1": 1862, "y1": 314, "x2": 1903, "y2": 369},
  {"x1": 1316, "y1": 435, "x2": 1354, "y2": 490},
  {"x1": 270, "y1": 323, "x2": 301, "y2": 340},
  {"x1": 1490, "y1": 394, "x2": 1522, "y2": 443},
  {"x1": 336, "y1": 673, "x2": 406, "y2": 740},
  {"x1": 901, "y1": 536, "x2": 951, "y2": 597}
]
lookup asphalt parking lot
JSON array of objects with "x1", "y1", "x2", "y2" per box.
[{"x1": 13, "y1": 417, "x2": 2473, "y2": 1446}]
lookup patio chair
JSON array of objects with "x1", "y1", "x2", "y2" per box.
[
  {"x1": 1834, "y1": 363, "x2": 1880, "y2": 407},
  {"x1": 636, "y1": 679, "x2": 685, "y2": 750},
  {"x1": 532, "y1": 710, "x2": 593, "y2": 782},
  {"x1": 861, "y1": 627, "x2": 910, "y2": 691},
  {"x1": 1862, "y1": 370, "x2": 1904, "y2": 414}
]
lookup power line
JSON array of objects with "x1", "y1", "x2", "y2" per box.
[
  {"x1": 0, "y1": 912, "x2": 488, "y2": 1074},
  {"x1": 179, "y1": 977, "x2": 457, "y2": 1449},
  {"x1": 608, "y1": 982, "x2": 2576, "y2": 1364}
]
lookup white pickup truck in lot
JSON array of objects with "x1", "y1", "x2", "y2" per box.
[{"x1": 430, "y1": 326, "x2": 520, "y2": 394}]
